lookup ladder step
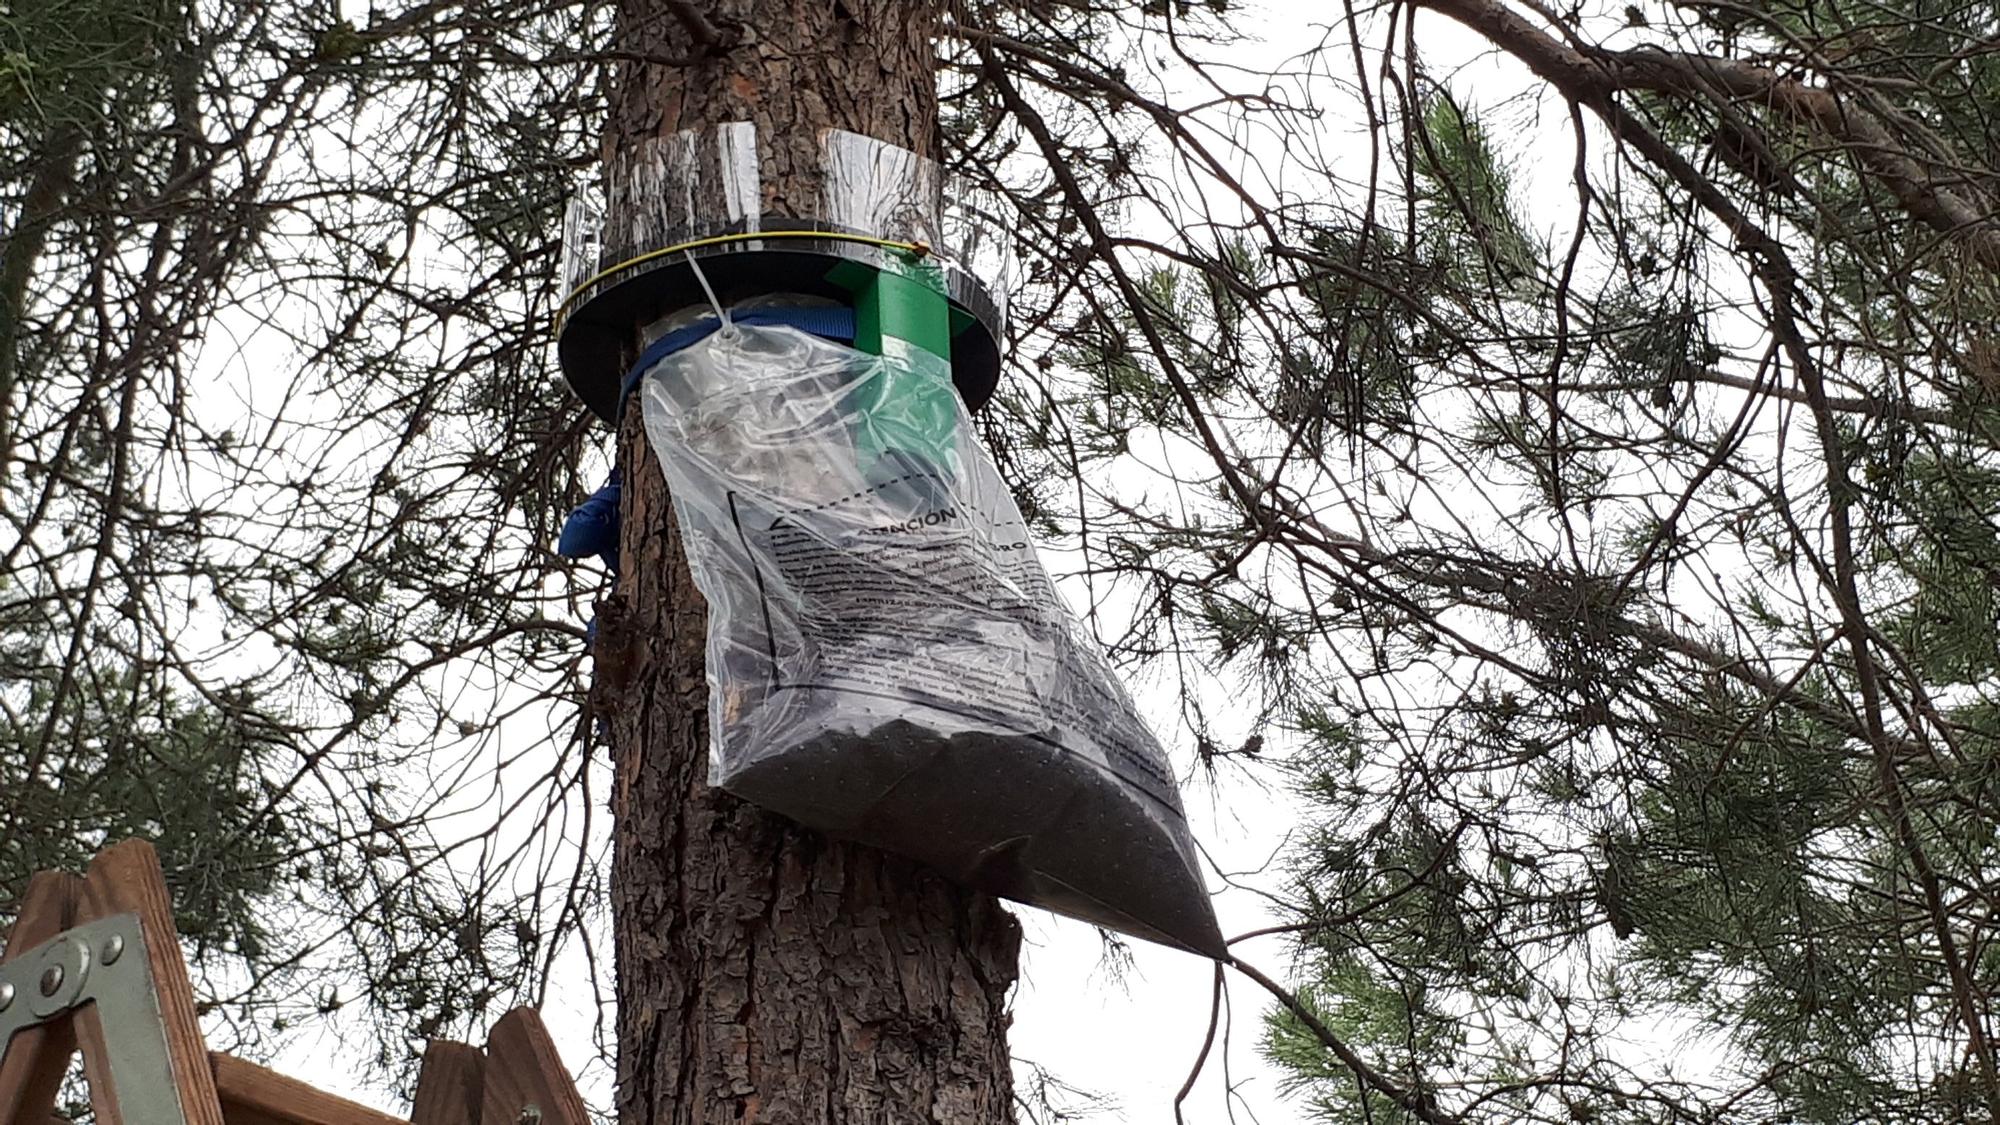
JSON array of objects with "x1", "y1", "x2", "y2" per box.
[
  {"x1": 213, "y1": 1052, "x2": 411, "y2": 1125},
  {"x1": 2, "y1": 842, "x2": 585, "y2": 1125}
]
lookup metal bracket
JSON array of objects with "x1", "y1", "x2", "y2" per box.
[{"x1": 0, "y1": 913, "x2": 193, "y2": 1125}]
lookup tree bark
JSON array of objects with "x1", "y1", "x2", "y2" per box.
[{"x1": 598, "y1": 3, "x2": 1021, "y2": 1123}]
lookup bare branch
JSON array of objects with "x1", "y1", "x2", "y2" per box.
[{"x1": 1410, "y1": 0, "x2": 2000, "y2": 273}]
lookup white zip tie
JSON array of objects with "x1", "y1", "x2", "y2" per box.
[{"x1": 685, "y1": 251, "x2": 737, "y2": 340}]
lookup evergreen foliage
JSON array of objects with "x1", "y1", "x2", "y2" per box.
[
  {"x1": 7, "y1": 0, "x2": 2000, "y2": 1118},
  {"x1": 1, "y1": 0, "x2": 605, "y2": 1078},
  {"x1": 946, "y1": 0, "x2": 2000, "y2": 1119}
]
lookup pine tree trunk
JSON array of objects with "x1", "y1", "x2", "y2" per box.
[{"x1": 596, "y1": 3, "x2": 1021, "y2": 1123}]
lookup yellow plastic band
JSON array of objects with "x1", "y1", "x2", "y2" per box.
[{"x1": 553, "y1": 230, "x2": 930, "y2": 334}]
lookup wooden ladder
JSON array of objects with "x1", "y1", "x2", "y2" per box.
[{"x1": 0, "y1": 841, "x2": 588, "y2": 1125}]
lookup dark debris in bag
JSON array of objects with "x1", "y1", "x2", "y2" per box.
[
  {"x1": 725, "y1": 704, "x2": 1227, "y2": 959},
  {"x1": 641, "y1": 323, "x2": 1226, "y2": 958}
]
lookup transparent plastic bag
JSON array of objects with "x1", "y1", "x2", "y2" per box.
[{"x1": 638, "y1": 321, "x2": 1225, "y2": 957}]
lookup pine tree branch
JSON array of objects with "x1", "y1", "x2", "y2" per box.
[
  {"x1": 1232, "y1": 957, "x2": 1459, "y2": 1124},
  {"x1": 1612, "y1": 48, "x2": 2000, "y2": 269},
  {"x1": 661, "y1": 0, "x2": 738, "y2": 51},
  {"x1": 0, "y1": 126, "x2": 84, "y2": 483},
  {"x1": 1392, "y1": 8, "x2": 2000, "y2": 1106},
  {"x1": 1408, "y1": 0, "x2": 2000, "y2": 274}
]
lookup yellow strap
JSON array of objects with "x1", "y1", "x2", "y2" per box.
[{"x1": 554, "y1": 230, "x2": 929, "y2": 334}]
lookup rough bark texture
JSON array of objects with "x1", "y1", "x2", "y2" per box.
[{"x1": 597, "y1": 3, "x2": 1021, "y2": 1123}]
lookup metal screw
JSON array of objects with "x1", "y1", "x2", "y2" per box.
[
  {"x1": 0, "y1": 981, "x2": 14, "y2": 1011},
  {"x1": 39, "y1": 965, "x2": 63, "y2": 997},
  {"x1": 517, "y1": 1106, "x2": 543, "y2": 1125},
  {"x1": 101, "y1": 933, "x2": 125, "y2": 966}
]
